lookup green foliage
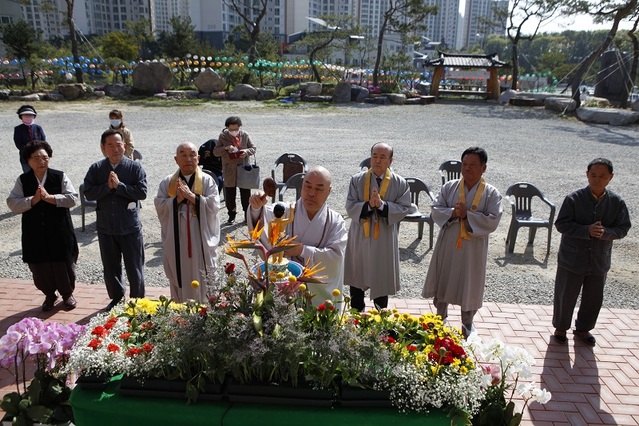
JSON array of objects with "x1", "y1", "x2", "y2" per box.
[
  {"x1": 158, "y1": 16, "x2": 200, "y2": 58},
  {"x1": 279, "y1": 84, "x2": 299, "y2": 96},
  {"x1": 100, "y1": 32, "x2": 138, "y2": 61},
  {"x1": 0, "y1": 19, "x2": 40, "y2": 60}
]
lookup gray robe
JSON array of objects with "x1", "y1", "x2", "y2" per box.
[
  {"x1": 422, "y1": 179, "x2": 502, "y2": 311},
  {"x1": 247, "y1": 199, "x2": 347, "y2": 306},
  {"x1": 155, "y1": 172, "x2": 221, "y2": 303},
  {"x1": 344, "y1": 171, "x2": 412, "y2": 299}
]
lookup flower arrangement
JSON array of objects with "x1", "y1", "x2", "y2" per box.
[
  {"x1": 63, "y1": 224, "x2": 551, "y2": 423},
  {"x1": 0, "y1": 317, "x2": 85, "y2": 425}
]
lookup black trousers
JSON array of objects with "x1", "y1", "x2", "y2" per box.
[
  {"x1": 224, "y1": 186, "x2": 251, "y2": 216},
  {"x1": 349, "y1": 286, "x2": 388, "y2": 312}
]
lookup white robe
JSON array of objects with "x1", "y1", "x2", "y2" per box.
[
  {"x1": 344, "y1": 171, "x2": 412, "y2": 299},
  {"x1": 422, "y1": 179, "x2": 502, "y2": 311},
  {"x1": 155, "y1": 172, "x2": 220, "y2": 303},
  {"x1": 247, "y1": 199, "x2": 347, "y2": 306}
]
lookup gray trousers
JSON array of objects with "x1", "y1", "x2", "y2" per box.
[
  {"x1": 98, "y1": 231, "x2": 145, "y2": 300},
  {"x1": 553, "y1": 266, "x2": 606, "y2": 332},
  {"x1": 433, "y1": 298, "x2": 477, "y2": 327},
  {"x1": 29, "y1": 261, "x2": 76, "y2": 298}
]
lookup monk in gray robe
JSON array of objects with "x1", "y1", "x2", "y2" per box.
[
  {"x1": 155, "y1": 142, "x2": 221, "y2": 302},
  {"x1": 422, "y1": 147, "x2": 502, "y2": 337},
  {"x1": 248, "y1": 166, "x2": 347, "y2": 306},
  {"x1": 344, "y1": 143, "x2": 412, "y2": 311}
]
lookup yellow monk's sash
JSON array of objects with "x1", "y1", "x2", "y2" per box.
[
  {"x1": 456, "y1": 177, "x2": 486, "y2": 249},
  {"x1": 363, "y1": 168, "x2": 391, "y2": 239},
  {"x1": 168, "y1": 167, "x2": 204, "y2": 198}
]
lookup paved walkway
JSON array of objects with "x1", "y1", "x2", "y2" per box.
[{"x1": 1, "y1": 278, "x2": 638, "y2": 425}]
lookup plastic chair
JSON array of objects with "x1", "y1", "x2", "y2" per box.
[
  {"x1": 439, "y1": 160, "x2": 461, "y2": 185},
  {"x1": 398, "y1": 177, "x2": 436, "y2": 249},
  {"x1": 359, "y1": 158, "x2": 371, "y2": 170},
  {"x1": 201, "y1": 168, "x2": 224, "y2": 202},
  {"x1": 279, "y1": 172, "x2": 305, "y2": 202},
  {"x1": 79, "y1": 183, "x2": 96, "y2": 232},
  {"x1": 505, "y1": 182, "x2": 556, "y2": 255},
  {"x1": 271, "y1": 153, "x2": 308, "y2": 202},
  {"x1": 133, "y1": 149, "x2": 143, "y2": 162}
]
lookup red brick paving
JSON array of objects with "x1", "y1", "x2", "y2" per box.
[{"x1": 1, "y1": 278, "x2": 638, "y2": 425}]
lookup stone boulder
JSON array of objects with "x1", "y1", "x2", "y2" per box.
[
  {"x1": 257, "y1": 88, "x2": 276, "y2": 101},
  {"x1": 386, "y1": 93, "x2": 406, "y2": 105},
  {"x1": 632, "y1": 99, "x2": 639, "y2": 112},
  {"x1": 228, "y1": 84, "x2": 259, "y2": 101},
  {"x1": 57, "y1": 83, "x2": 90, "y2": 100},
  {"x1": 0, "y1": 89, "x2": 9, "y2": 100},
  {"x1": 576, "y1": 107, "x2": 639, "y2": 126},
  {"x1": 351, "y1": 86, "x2": 369, "y2": 103},
  {"x1": 305, "y1": 82, "x2": 322, "y2": 96},
  {"x1": 582, "y1": 97, "x2": 611, "y2": 108},
  {"x1": 44, "y1": 93, "x2": 64, "y2": 101},
  {"x1": 332, "y1": 82, "x2": 352, "y2": 104},
  {"x1": 193, "y1": 68, "x2": 225, "y2": 94},
  {"x1": 132, "y1": 61, "x2": 172, "y2": 95},
  {"x1": 544, "y1": 97, "x2": 576, "y2": 113},
  {"x1": 104, "y1": 84, "x2": 132, "y2": 98},
  {"x1": 499, "y1": 89, "x2": 518, "y2": 104},
  {"x1": 302, "y1": 95, "x2": 332, "y2": 102}
]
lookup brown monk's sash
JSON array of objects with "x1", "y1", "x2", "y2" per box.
[
  {"x1": 456, "y1": 177, "x2": 486, "y2": 249},
  {"x1": 363, "y1": 168, "x2": 391, "y2": 239}
]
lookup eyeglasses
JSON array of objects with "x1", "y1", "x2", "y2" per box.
[{"x1": 30, "y1": 156, "x2": 50, "y2": 162}]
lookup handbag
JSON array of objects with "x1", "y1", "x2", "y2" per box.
[{"x1": 236, "y1": 154, "x2": 260, "y2": 189}]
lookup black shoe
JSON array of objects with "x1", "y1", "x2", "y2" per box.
[
  {"x1": 105, "y1": 297, "x2": 123, "y2": 312},
  {"x1": 42, "y1": 294, "x2": 58, "y2": 312},
  {"x1": 227, "y1": 212, "x2": 237, "y2": 224},
  {"x1": 63, "y1": 294, "x2": 77, "y2": 310}
]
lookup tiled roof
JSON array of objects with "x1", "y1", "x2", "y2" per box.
[{"x1": 426, "y1": 52, "x2": 509, "y2": 68}]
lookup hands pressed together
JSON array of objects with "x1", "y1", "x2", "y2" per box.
[
  {"x1": 589, "y1": 221, "x2": 605, "y2": 239},
  {"x1": 176, "y1": 178, "x2": 196, "y2": 204}
]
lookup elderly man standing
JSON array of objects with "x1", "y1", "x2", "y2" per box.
[
  {"x1": 344, "y1": 143, "x2": 412, "y2": 311},
  {"x1": 422, "y1": 147, "x2": 502, "y2": 338},
  {"x1": 155, "y1": 142, "x2": 221, "y2": 303},
  {"x1": 84, "y1": 129, "x2": 147, "y2": 311},
  {"x1": 247, "y1": 166, "x2": 347, "y2": 305}
]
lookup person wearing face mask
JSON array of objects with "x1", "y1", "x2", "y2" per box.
[
  {"x1": 213, "y1": 116, "x2": 256, "y2": 224},
  {"x1": 107, "y1": 109, "x2": 135, "y2": 159},
  {"x1": 14, "y1": 105, "x2": 47, "y2": 173}
]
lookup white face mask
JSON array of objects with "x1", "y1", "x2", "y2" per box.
[
  {"x1": 21, "y1": 115, "x2": 35, "y2": 125},
  {"x1": 228, "y1": 130, "x2": 239, "y2": 137},
  {"x1": 110, "y1": 119, "x2": 122, "y2": 127}
]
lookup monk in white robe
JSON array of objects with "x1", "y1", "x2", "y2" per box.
[
  {"x1": 422, "y1": 147, "x2": 502, "y2": 337},
  {"x1": 344, "y1": 143, "x2": 412, "y2": 311},
  {"x1": 248, "y1": 166, "x2": 347, "y2": 306},
  {"x1": 155, "y1": 142, "x2": 221, "y2": 302}
]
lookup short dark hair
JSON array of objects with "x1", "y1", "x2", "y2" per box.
[
  {"x1": 22, "y1": 140, "x2": 52, "y2": 162},
  {"x1": 109, "y1": 109, "x2": 123, "y2": 119},
  {"x1": 370, "y1": 142, "x2": 393, "y2": 159},
  {"x1": 273, "y1": 203, "x2": 285, "y2": 218},
  {"x1": 101, "y1": 128, "x2": 123, "y2": 146},
  {"x1": 588, "y1": 158, "x2": 613, "y2": 173},
  {"x1": 225, "y1": 116, "x2": 242, "y2": 127},
  {"x1": 461, "y1": 147, "x2": 488, "y2": 165}
]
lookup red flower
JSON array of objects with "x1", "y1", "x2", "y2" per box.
[
  {"x1": 104, "y1": 317, "x2": 118, "y2": 329},
  {"x1": 126, "y1": 347, "x2": 142, "y2": 357},
  {"x1": 406, "y1": 343, "x2": 418, "y2": 352},
  {"x1": 199, "y1": 307, "x2": 208, "y2": 316},
  {"x1": 107, "y1": 343, "x2": 120, "y2": 353},
  {"x1": 142, "y1": 343, "x2": 154, "y2": 353},
  {"x1": 381, "y1": 335, "x2": 396, "y2": 344},
  {"x1": 317, "y1": 303, "x2": 327, "y2": 312},
  {"x1": 91, "y1": 326, "x2": 107, "y2": 338},
  {"x1": 88, "y1": 338, "x2": 102, "y2": 350},
  {"x1": 119, "y1": 332, "x2": 132, "y2": 340},
  {"x1": 224, "y1": 262, "x2": 236, "y2": 274}
]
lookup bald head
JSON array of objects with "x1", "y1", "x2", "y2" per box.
[
  {"x1": 301, "y1": 165, "x2": 332, "y2": 219},
  {"x1": 174, "y1": 141, "x2": 199, "y2": 175}
]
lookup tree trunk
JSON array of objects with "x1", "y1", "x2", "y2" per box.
[
  {"x1": 570, "y1": 0, "x2": 637, "y2": 108},
  {"x1": 372, "y1": 15, "x2": 390, "y2": 88},
  {"x1": 310, "y1": 50, "x2": 321, "y2": 83},
  {"x1": 67, "y1": 1, "x2": 83, "y2": 84},
  {"x1": 511, "y1": 43, "x2": 519, "y2": 91}
]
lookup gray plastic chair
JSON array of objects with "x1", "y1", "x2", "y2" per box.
[
  {"x1": 359, "y1": 158, "x2": 371, "y2": 170},
  {"x1": 271, "y1": 153, "x2": 308, "y2": 202},
  {"x1": 398, "y1": 177, "x2": 436, "y2": 249},
  {"x1": 79, "y1": 183, "x2": 96, "y2": 232},
  {"x1": 438, "y1": 160, "x2": 461, "y2": 185},
  {"x1": 505, "y1": 182, "x2": 556, "y2": 255},
  {"x1": 133, "y1": 149, "x2": 143, "y2": 161}
]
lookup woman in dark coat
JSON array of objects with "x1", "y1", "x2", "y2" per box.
[
  {"x1": 6, "y1": 141, "x2": 79, "y2": 311},
  {"x1": 13, "y1": 105, "x2": 46, "y2": 173}
]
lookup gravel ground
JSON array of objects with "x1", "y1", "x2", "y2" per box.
[{"x1": 0, "y1": 99, "x2": 637, "y2": 309}]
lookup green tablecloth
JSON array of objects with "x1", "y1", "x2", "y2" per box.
[{"x1": 70, "y1": 376, "x2": 455, "y2": 426}]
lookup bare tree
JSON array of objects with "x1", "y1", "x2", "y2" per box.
[
  {"x1": 224, "y1": 0, "x2": 269, "y2": 84},
  {"x1": 627, "y1": 13, "x2": 639, "y2": 105},
  {"x1": 372, "y1": 0, "x2": 437, "y2": 87},
  {"x1": 563, "y1": 0, "x2": 638, "y2": 107},
  {"x1": 506, "y1": 0, "x2": 562, "y2": 90}
]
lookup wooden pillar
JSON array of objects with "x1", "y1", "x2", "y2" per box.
[
  {"x1": 431, "y1": 66, "x2": 444, "y2": 97},
  {"x1": 487, "y1": 69, "x2": 500, "y2": 100}
]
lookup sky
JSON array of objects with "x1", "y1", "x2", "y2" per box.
[{"x1": 539, "y1": 14, "x2": 635, "y2": 34}]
